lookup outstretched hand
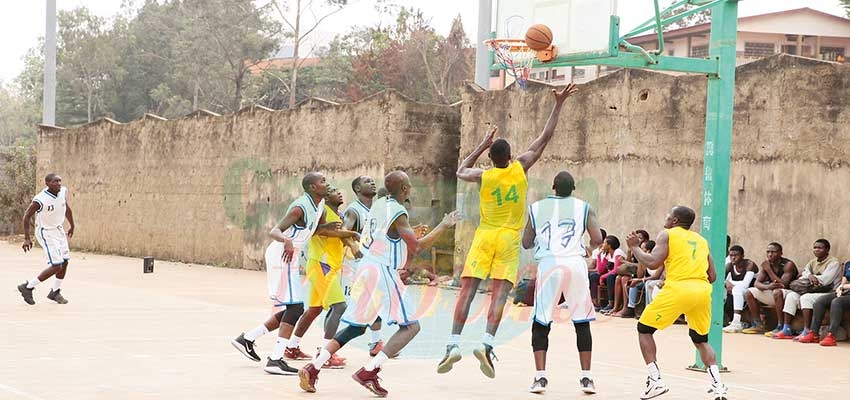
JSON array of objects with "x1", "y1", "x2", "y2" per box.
[
  {"x1": 477, "y1": 125, "x2": 497, "y2": 150},
  {"x1": 625, "y1": 231, "x2": 642, "y2": 249},
  {"x1": 441, "y1": 210, "x2": 460, "y2": 227},
  {"x1": 552, "y1": 83, "x2": 578, "y2": 103}
]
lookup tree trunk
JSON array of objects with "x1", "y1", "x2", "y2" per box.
[
  {"x1": 193, "y1": 80, "x2": 200, "y2": 111},
  {"x1": 87, "y1": 82, "x2": 93, "y2": 123},
  {"x1": 288, "y1": 0, "x2": 302, "y2": 109},
  {"x1": 234, "y1": 71, "x2": 244, "y2": 112}
]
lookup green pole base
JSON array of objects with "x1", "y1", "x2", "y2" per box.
[{"x1": 686, "y1": 364, "x2": 730, "y2": 373}]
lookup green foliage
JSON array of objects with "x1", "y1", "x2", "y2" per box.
[
  {"x1": 0, "y1": 140, "x2": 37, "y2": 234},
  {"x1": 842, "y1": 0, "x2": 850, "y2": 18},
  {"x1": 664, "y1": 1, "x2": 712, "y2": 31}
]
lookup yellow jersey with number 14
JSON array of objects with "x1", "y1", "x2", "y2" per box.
[
  {"x1": 479, "y1": 160, "x2": 528, "y2": 231},
  {"x1": 664, "y1": 226, "x2": 710, "y2": 283}
]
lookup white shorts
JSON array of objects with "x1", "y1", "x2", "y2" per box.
[
  {"x1": 265, "y1": 242, "x2": 304, "y2": 305},
  {"x1": 341, "y1": 259, "x2": 417, "y2": 327},
  {"x1": 36, "y1": 227, "x2": 70, "y2": 265},
  {"x1": 533, "y1": 256, "x2": 596, "y2": 325},
  {"x1": 341, "y1": 258, "x2": 358, "y2": 299}
]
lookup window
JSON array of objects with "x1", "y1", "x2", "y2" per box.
[
  {"x1": 820, "y1": 46, "x2": 845, "y2": 62},
  {"x1": 691, "y1": 45, "x2": 709, "y2": 58},
  {"x1": 668, "y1": 49, "x2": 675, "y2": 56},
  {"x1": 781, "y1": 45, "x2": 812, "y2": 56},
  {"x1": 744, "y1": 42, "x2": 775, "y2": 57}
]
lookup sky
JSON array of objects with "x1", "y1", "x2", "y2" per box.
[{"x1": 0, "y1": 0, "x2": 847, "y2": 84}]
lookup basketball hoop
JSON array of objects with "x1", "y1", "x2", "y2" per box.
[{"x1": 485, "y1": 39, "x2": 556, "y2": 89}]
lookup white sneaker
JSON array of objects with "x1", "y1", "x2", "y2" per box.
[
  {"x1": 529, "y1": 377, "x2": 548, "y2": 393},
  {"x1": 580, "y1": 377, "x2": 596, "y2": 394},
  {"x1": 640, "y1": 377, "x2": 669, "y2": 399},
  {"x1": 722, "y1": 322, "x2": 743, "y2": 333},
  {"x1": 708, "y1": 383, "x2": 728, "y2": 400}
]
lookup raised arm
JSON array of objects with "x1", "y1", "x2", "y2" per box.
[
  {"x1": 516, "y1": 83, "x2": 578, "y2": 172},
  {"x1": 21, "y1": 201, "x2": 39, "y2": 252},
  {"x1": 628, "y1": 230, "x2": 669, "y2": 269},
  {"x1": 457, "y1": 126, "x2": 497, "y2": 183}
]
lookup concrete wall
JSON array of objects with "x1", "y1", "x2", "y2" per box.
[
  {"x1": 455, "y1": 55, "x2": 850, "y2": 275},
  {"x1": 37, "y1": 90, "x2": 460, "y2": 270}
]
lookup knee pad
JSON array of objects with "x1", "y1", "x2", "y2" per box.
[
  {"x1": 637, "y1": 322, "x2": 657, "y2": 335},
  {"x1": 574, "y1": 322, "x2": 592, "y2": 352},
  {"x1": 531, "y1": 321, "x2": 551, "y2": 352},
  {"x1": 689, "y1": 329, "x2": 708, "y2": 344},
  {"x1": 281, "y1": 303, "x2": 304, "y2": 325},
  {"x1": 334, "y1": 324, "x2": 367, "y2": 346}
]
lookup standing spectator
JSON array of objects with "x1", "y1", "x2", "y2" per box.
[
  {"x1": 807, "y1": 261, "x2": 850, "y2": 346},
  {"x1": 722, "y1": 245, "x2": 758, "y2": 333},
  {"x1": 741, "y1": 243, "x2": 798, "y2": 335}
]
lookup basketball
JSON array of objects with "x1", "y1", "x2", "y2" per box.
[{"x1": 525, "y1": 24, "x2": 553, "y2": 51}]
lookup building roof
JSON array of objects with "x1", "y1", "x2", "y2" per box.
[{"x1": 247, "y1": 57, "x2": 322, "y2": 75}]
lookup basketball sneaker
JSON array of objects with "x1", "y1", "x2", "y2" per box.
[
  {"x1": 529, "y1": 377, "x2": 548, "y2": 394},
  {"x1": 17, "y1": 283, "x2": 35, "y2": 305},
  {"x1": 47, "y1": 289, "x2": 68, "y2": 304},
  {"x1": 797, "y1": 330, "x2": 820, "y2": 343},
  {"x1": 708, "y1": 383, "x2": 728, "y2": 400},
  {"x1": 230, "y1": 333, "x2": 261, "y2": 362},
  {"x1": 820, "y1": 333, "x2": 838, "y2": 346},
  {"x1": 263, "y1": 357, "x2": 298, "y2": 375},
  {"x1": 580, "y1": 377, "x2": 597, "y2": 394},
  {"x1": 284, "y1": 346, "x2": 312, "y2": 360},
  {"x1": 722, "y1": 321, "x2": 742, "y2": 333},
  {"x1": 640, "y1": 377, "x2": 669, "y2": 399},
  {"x1": 472, "y1": 343, "x2": 498, "y2": 379},
  {"x1": 436, "y1": 344, "x2": 462, "y2": 374},
  {"x1": 772, "y1": 329, "x2": 794, "y2": 340},
  {"x1": 352, "y1": 367, "x2": 388, "y2": 397},
  {"x1": 368, "y1": 341, "x2": 384, "y2": 357},
  {"x1": 323, "y1": 353, "x2": 346, "y2": 369},
  {"x1": 298, "y1": 363, "x2": 321, "y2": 393},
  {"x1": 741, "y1": 323, "x2": 765, "y2": 334}
]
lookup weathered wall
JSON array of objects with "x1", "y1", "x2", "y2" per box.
[
  {"x1": 38, "y1": 90, "x2": 460, "y2": 270},
  {"x1": 456, "y1": 55, "x2": 850, "y2": 272}
]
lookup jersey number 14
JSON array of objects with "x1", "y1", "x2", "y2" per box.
[{"x1": 491, "y1": 185, "x2": 519, "y2": 206}]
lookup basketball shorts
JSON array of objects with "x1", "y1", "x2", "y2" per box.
[
  {"x1": 341, "y1": 258, "x2": 357, "y2": 299},
  {"x1": 639, "y1": 280, "x2": 712, "y2": 335},
  {"x1": 462, "y1": 227, "x2": 521, "y2": 284},
  {"x1": 533, "y1": 256, "x2": 596, "y2": 325},
  {"x1": 341, "y1": 258, "x2": 417, "y2": 327},
  {"x1": 306, "y1": 259, "x2": 346, "y2": 309},
  {"x1": 36, "y1": 226, "x2": 70, "y2": 266},
  {"x1": 265, "y1": 242, "x2": 304, "y2": 306}
]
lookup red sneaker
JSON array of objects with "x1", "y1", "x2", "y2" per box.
[
  {"x1": 797, "y1": 331, "x2": 820, "y2": 343},
  {"x1": 368, "y1": 341, "x2": 384, "y2": 357},
  {"x1": 773, "y1": 330, "x2": 794, "y2": 340},
  {"x1": 298, "y1": 363, "x2": 321, "y2": 393},
  {"x1": 285, "y1": 346, "x2": 312, "y2": 360},
  {"x1": 819, "y1": 333, "x2": 838, "y2": 347},
  {"x1": 352, "y1": 367, "x2": 388, "y2": 397},
  {"x1": 323, "y1": 353, "x2": 346, "y2": 369}
]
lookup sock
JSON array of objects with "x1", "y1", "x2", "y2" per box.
[
  {"x1": 244, "y1": 325, "x2": 269, "y2": 342},
  {"x1": 365, "y1": 351, "x2": 389, "y2": 371},
  {"x1": 732, "y1": 313, "x2": 741, "y2": 324},
  {"x1": 323, "y1": 338, "x2": 332, "y2": 348},
  {"x1": 52, "y1": 278, "x2": 63, "y2": 291},
  {"x1": 647, "y1": 362, "x2": 661, "y2": 381},
  {"x1": 26, "y1": 277, "x2": 41, "y2": 289},
  {"x1": 312, "y1": 349, "x2": 332, "y2": 369},
  {"x1": 535, "y1": 370, "x2": 546, "y2": 379},
  {"x1": 782, "y1": 323, "x2": 791, "y2": 333},
  {"x1": 482, "y1": 333, "x2": 495, "y2": 347},
  {"x1": 269, "y1": 337, "x2": 287, "y2": 360},
  {"x1": 288, "y1": 335, "x2": 302, "y2": 349},
  {"x1": 707, "y1": 365, "x2": 721, "y2": 385},
  {"x1": 448, "y1": 334, "x2": 461, "y2": 346},
  {"x1": 370, "y1": 329, "x2": 382, "y2": 343},
  {"x1": 581, "y1": 370, "x2": 592, "y2": 379}
]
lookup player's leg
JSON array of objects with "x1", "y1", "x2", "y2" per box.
[
  {"x1": 288, "y1": 260, "x2": 328, "y2": 358},
  {"x1": 683, "y1": 283, "x2": 726, "y2": 399},
  {"x1": 561, "y1": 257, "x2": 596, "y2": 393},
  {"x1": 742, "y1": 288, "x2": 773, "y2": 333},
  {"x1": 320, "y1": 268, "x2": 348, "y2": 368},
  {"x1": 528, "y1": 258, "x2": 560, "y2": 393},
  {"x1": 437, "y1": 277, "x2": 480, "y2": 373},
  {"x1": 636, "y1": 284, "x2": 683, "y2": 399},
  {"x1": 300, "y1": 322, "x2": 369, "y2": 393},
  {"x1": 263, "y1": 303, "x2": 305, "y2": 375},
  {"x1": 232, "y1": 309, "x2": 283, "y2": 362},
  {"x1": 19, "y1": 229, "x2": 66, "y2": 305},
  {"x1": 45, "y1": 230, "x2": 71, "y2": 304},
  {"x1": 368, "y1": 318, "x2": 383, "y2": 356},
  {"x1": 472, "y1": 278, "x2": 511, "y2": 379},
  {"x1": 723, "y1": 284, "x2": 747, "y2": 332}
]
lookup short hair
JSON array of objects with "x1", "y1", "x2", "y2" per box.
[
  {"x1": 45, "y1": 173, "x2": 58, "y2": 182},
  {"x1": 636, "y1": 229, "x2": 650, "y2": 242},
  {"x1": 729, "y1": 245, "x2": 744, "y2": 255},
  {"x1": 605, "y1": 235, "x2": 620, "y2": 250},
  {"x1": 672, "y1": 206, "x2": 696, "y2": 229},
  {"x1": 643, "y1": 240, "x2": 656, "y2": 252},
  {"x1": 489, "y1": 139, "x2": 511, "y2": 164},
  {"x1": 553, "y1": 171, "x2": 576, "y2": 197},
  {"x1": 351, "y1": 176, "x2": 364, "y2": 193},
  {"x1": 301, "y1": 172, "x2": 322, "y2": 191},
  {"x1": 767, "y1": 242, "x2": 783, "y2": 252},
  {"x1": 600, "y1": 228, "x2": 607, "y2": 239},
  {"x1": 815, "y1": 238, "x2": 831, "y2": 251}
]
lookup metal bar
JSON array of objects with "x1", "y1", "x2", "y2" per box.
[
  {"x1": 496, "y1": 53, "x2": 718, "y2": 75},
  {"x1": 474, "y1": 0, "x2": 494, "y2": 89},
  {"x1": 43, "y1": 0, "x2": 57, "y2": 126},
  {"x1": 626, "y1": 0, "x2": 689, "y2": 37},
  {"x1": 621, "y1": 39, "x2": 657, "y2": 64},
  {"x1": 623, "y1": 0, "x2": 723, "y2": 40},
  {"x1": 654, "y1": 0, "x2": 665, "y2": 54}
]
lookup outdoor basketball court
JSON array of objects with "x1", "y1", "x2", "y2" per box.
[{"x1": 1, "y1": 240, "x2": 845, "y2": 400}]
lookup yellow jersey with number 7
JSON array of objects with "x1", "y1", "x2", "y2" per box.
[
  {"x1": 479, "y1": 160, "x2": 528, "y2": 231},
  {"x1": 664, "y1": 226, "x2": 709, "y2": 283}
]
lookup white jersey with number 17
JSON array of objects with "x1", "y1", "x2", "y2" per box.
[{"x1": 529, "y1": 196, "x2": 589, "y2": 259}]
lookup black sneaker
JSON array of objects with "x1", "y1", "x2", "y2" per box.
[
  {"x1": 581, "y1": 377, "x2": 597, "y2": 394},
  {"x1": 529, "y1": 377, "x2": 548, "y2": 393},
  {"x1": 17, "y1": 283, "x2": 35, "y2": 305},
  {"x1": 47, "y1": 289, "x2": 68, "y2": 304},
  {"x1": 472, "y1": 343, "x2": 498, "y2": 378},
  {"x1": 264, "y1": 357, "x2": 298, "y2": 375},
  {"x1": 230, "y1": 333, "x2": 261, "y2": 362}
]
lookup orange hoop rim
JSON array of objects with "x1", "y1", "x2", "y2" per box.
[{"x1": 484, "y1": 38, "x2": 534, "y2": 52}]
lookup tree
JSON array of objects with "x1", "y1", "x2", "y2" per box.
[
  {"x1": 842, "y1": 0, "x2": 850, "y2": 18},
  {"x1": 0, "y1": 140, "x2": 37, "y2": 234},
  {"x1": 663, "y1": 1, "x2": 711, "y2": 31}
]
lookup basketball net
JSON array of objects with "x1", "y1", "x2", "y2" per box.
[{"x1": 485, "y1": 39, "x2": 536, "y2": 89}]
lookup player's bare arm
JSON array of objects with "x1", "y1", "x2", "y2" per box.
[
  {"x1": 393, "y1": 211, "x2": 458, "y2": 274},
  {"x1": 706, "y1": 254, "x2": 717, "y2": 283},
  {"x1": 65, "y1": 194, "x2": 75, "y2": 238},
  {"x1": 585, "y1": 206, "x2": 603, "y2": 249},
  {"x1": 342, "y1": 237, "x2": 363, "y2": 258},
  {"x1": 21, "y1": 201, "x2": 39, "y2": 252},
  {"x1": 269, "y1": 206, "x2": 304, "y2": 262},
  {"x1": 628, "y1": 230, "x2": 669, "y2": 269},
  {"x1": 516, "y1": 83, "x2": 578, "y2": 172},
  {"x1": 521, "y1": 215, "x2": 535, "y2": 250},
  {"x1": 415, "y1": 211, "x2": 458, "y2": 251},
  {"x1": 342, "y1": 208, "x2": 358, "y2": 231},
  {"x1": 456, "y1": 125, "x2": 496, "y2": 183}
]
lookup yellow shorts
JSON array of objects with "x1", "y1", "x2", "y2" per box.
[
  {"x1": 638, "y1": 280, "x2": 712, "y2": 335},
  {"x1": 306, "y1": 260, "x2": 345, "y2": 309},
  {"x1": 461, "y1": 227, "x2": 521, "y2": 284}
]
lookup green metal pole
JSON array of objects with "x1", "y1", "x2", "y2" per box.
[{"x1": 688, "y1": 0, "x2": 738, "y2": 372}]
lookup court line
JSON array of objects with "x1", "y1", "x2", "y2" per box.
[{"x1": 0, "y1": 382, "x2": 47, "y2": 400}]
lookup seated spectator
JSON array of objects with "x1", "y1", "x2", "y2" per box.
[
  {"x1": 607, "y1": 230, "x2": 649, "y2": 316},
  {"x1": 742, "y1": 242, "x2": 798, "y2": 335},
  {"x1": 644, "y1": 266, "x2": 665, "y2": 306},
  {"x1": 588, "y1": 228, "x2": 608, "y2": 307},
  {"x1": 808, "y1": 261, "x2": 850, "y2": 346},
  {"x1": 775, "y1": 239, "x2": 841, "y2": 340},
  {"x1": 597, "y1": 235, "x2": 627, "y2": 313},
  {"x1": 722, "y1": 245, "x2": 758, "y2": 333},
  {"x1": 614, "y1": 240, "x2": 657, "y2": 318}
]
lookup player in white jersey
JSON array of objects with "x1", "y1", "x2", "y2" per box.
[
  {"x1": 299, "y1": 171, "x2": 457, "y2": 397},
  {"x1": 232, "y1": 172, "x2": 347, "y2": 375},
  {"x1": 522, "y1": 171, "x2": 603, "y2": 395},
  {"x1": 18, "y1": 173, "x2": 76, "y2": 305}
]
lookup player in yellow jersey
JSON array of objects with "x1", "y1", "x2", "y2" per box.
[
  {"x1": 438, "y1": 83, "x2": 579, "y2": 378},
  {"x1": 626, "y1": 206, "x2": 728, "y2": 400},
  {"x1": 287, "y1": 186, "x2": 360, "y2": 368}
]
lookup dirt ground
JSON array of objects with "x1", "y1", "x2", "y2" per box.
[{"x1": 1, "y1": 240, "x2": 847, "y2": 400}]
